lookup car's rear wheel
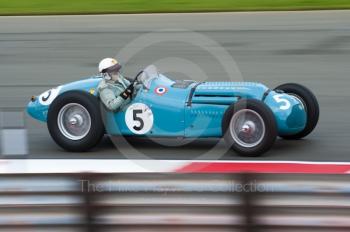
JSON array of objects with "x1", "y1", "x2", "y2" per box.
[
  {"x1": 222, "y1": 99, "x2": 277, "y2": 156},
  {"x1": 275, "y1": 83, "x2": 319, "y2": 139},
  {"x1": 47, "y1": 91, "x2": 104, "y2": 152}
]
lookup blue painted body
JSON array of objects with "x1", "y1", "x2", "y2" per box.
[{"x1": 27, "y1": 73, "x2": 307, "y2": 137}]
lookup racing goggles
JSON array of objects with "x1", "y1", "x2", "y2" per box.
[{"x1": 103, "y1": 63, "x2": 122, "y2": 75}]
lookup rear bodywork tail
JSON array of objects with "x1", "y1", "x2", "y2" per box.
[{"x1": 185, "y1": 82, "x2": 306, "y2": 137}]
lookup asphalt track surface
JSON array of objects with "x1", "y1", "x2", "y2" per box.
[{"x1": 0, "y1": 11, "x2": 349, "y2": 161}]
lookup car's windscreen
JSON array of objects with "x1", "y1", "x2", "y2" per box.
[{"x1": 139, "y1": 65, "x2": 159, "y2": 89}]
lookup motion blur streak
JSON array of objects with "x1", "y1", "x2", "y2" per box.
[{"x1": 0, "y1": 173, "x2": 350, "y2": 231}]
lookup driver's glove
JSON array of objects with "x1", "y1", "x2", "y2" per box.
[{"x1": 120, "y1": 84, "x2": 134, "y2": 99}]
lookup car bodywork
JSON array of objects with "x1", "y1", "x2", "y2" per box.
[{"x1": 27, "y1": 72, "x2": 307, "y2": 138}]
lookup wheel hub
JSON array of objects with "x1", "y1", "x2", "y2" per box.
[
  {"x1": 69, "y1": 114, "x2": 84, "y2": 126},
  {"x1": 57, "y1": 103, "x2": 91, "y2": 140},
  {"x1": 229, "y1": 109, "x2": 266, "y2": 148},
  {"x1": 240, "y1": 120, "x2": 256, "y2": 134}
]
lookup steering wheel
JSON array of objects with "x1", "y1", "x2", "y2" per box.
[
  {"x1": 130, "y1": 70, "x2": 144, "y2": 85},
  {"x1": 128, "y1": 70, "x2": 144, "y2": 100}
]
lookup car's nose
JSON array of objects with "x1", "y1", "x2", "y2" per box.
[
  {"x1": 26, "y1": 97, "x2": 48, "y2": 122},
  {"x1": 27, "y1": 97, "x2": 37, "y2": 118}
]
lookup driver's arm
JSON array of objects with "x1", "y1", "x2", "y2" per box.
[
  {"x1": 99, "y1": 87, "x2": 126, "y2": 111},
  {"x1": 97, "y1": 82, "x2": 131, "y2": 111}
]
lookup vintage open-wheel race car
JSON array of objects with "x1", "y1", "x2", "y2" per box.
[{"x1": 27, "y1": 65, "x2": 319, "y2": 156}]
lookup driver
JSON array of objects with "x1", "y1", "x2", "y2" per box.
[{"x1": 97, "y1": 58, "x2": 134, "y2": 111}]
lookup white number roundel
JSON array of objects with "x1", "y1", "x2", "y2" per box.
[
  {"x1": 125, "y1": 103, "x2": 154, "y2": 135},
  {"x1": 39, "y1": 86, "x2": 62, "y2": 105}
]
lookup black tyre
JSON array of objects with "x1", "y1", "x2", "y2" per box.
[
  {"x1": 222, "y1": 99, "x2": 277, "y2": 156},
  {"x1": 275, "y1": 83, "x2": 319, "y2": 139},
  {"x1": 47, "y1": 91, "x2": 104, "y2": 152}
]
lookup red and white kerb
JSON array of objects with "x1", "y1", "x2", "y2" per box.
[
  {"x1": 2, "y1": 160, "x2": 350, "y2": 174},
  {"x1": 154, "y1": 86, "x2": 168, "y2": 96}
]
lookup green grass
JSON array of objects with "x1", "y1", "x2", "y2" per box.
[{"x1": 0, "y1": 0, "x2": 350, "y2": 15}]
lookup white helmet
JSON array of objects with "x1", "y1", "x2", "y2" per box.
[{"x1": 98, "y1": 58, "x2": 122, "y2": 80}]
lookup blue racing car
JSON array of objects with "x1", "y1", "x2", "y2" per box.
[{"x1": 27, "y1": 65, "x2": 319, "y2": 156}]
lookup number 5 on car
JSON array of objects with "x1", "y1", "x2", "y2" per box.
[
  {"x1": 125, "y1": 103, "x2": 154, "y2": 135},
  {"x1": 273, "y1": 94, "x2": 291, "y2": 110}
]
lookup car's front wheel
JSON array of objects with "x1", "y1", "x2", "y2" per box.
[
  {"x1": 222, "y1": 99, "x2": 277, "y2": 156},
  {"x1": 47, "y1": 91, "x2": 104, "y2": 152}
]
